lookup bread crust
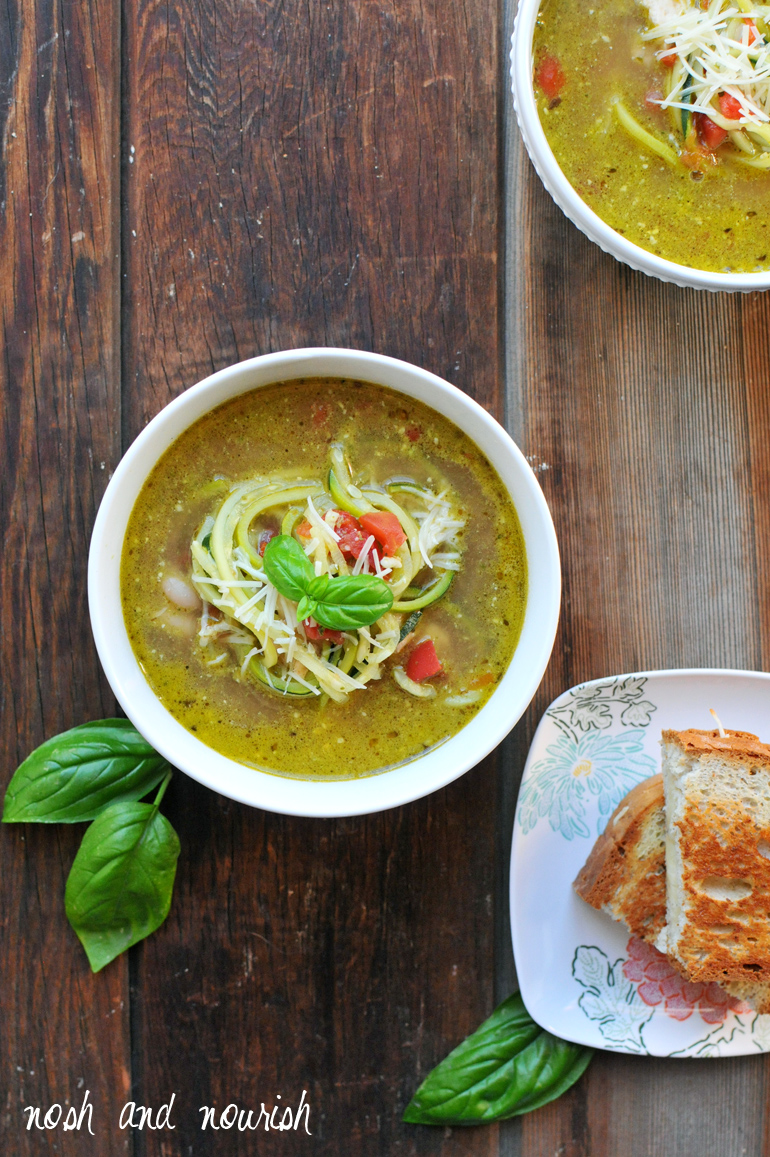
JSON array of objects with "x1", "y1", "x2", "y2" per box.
[
  {"x1": 572, "y1": 735, "x2": 770, "y2": 1015},
  {"x1": 663, "y1": 729, "x2": 770, "y2": 1008},
  {"x1": 662, "y1": 728, "x2": 770, "y2": 761},
  {"x1": 573, "y1": 775, "x2": 666, "y2": 941}
]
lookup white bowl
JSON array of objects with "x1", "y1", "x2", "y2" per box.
[
  {"x1": 511, "y1": 10, "x2": 770, "y2": 292},
  {"x1": 89, "y1": 348, "x2": 560, "y2": 817}
]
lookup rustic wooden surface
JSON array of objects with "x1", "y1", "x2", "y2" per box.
[
  {"x1": 0, "y1": 0, "x2": 130, "y2": 1149},
  {"x1": 503, "y1": 0, "x2": 770, "y2": 1147},
  {"x1": 3, "y1": 0, "x2": 770, "y2": 1150}
]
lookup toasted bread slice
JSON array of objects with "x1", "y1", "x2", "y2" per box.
[
  {"x1": 662, "y1": 728, "x2": 770, "y2": 1011},
  {"x1": 575, "y1": 755, "x2": 770, "y2": 1013},
  {"x1": 573, "y1": 774, "x2": 667, "y2": 942}
]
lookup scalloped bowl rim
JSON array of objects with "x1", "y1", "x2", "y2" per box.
[
  {"x1": 88, "y1": 348, "x2": 561, "y2": 817},
  {"x1": 511, "y1": 4, "x2": 770, "y2": 293}
]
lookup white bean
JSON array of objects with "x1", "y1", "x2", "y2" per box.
[
  {"x1": 162, "y1": 574, "x2": 201, "y2": 611},
  {"x1": 163, "y1": 611, "x2": 199, "y2": 637}
]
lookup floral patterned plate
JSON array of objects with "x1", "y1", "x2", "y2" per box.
[{"x1": 510, "y1": 668, "x2": 770, "y2": 1057}]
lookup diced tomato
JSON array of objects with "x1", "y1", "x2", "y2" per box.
[
  {"x1": 696, "y1": 112, "x2": 727, "y2": 150},
  {"x1": 257, "y1": 529, "x2": 277, "y2": 556},
  {"x1": 296, "y1": 518, "x2": 313, "y2": 540},
  {"x1": 331, "y1": 510, "x2": 384, "y2": 569},
  {"x1": 745, "y1": 19, "x2": 760, "y2": 45},
  {"x1": 359, "y1": 512, "x2": 407, "y2": 556},
  {"x1": 645, "y1": 88, "x2": 664, "y2": 110},
  {"x1": 719, "y1": 92, "x2": 743, "y2": 121},
  {"x1": 303, "y1": 619, "x2": 345, "y2": 645},
  {"x1": 406, "y1": 639, "x2": 443, "y2": 682},
  {"x1": 534, "y1": 54, "x2": 565, "y2": 100},
  {"x1": 405, "y1": 425, "x2": 421, "y2": 442},
  {"x1": 333, "y1": 511, "x2": 369, "y2": 557},
  {"x1": 659, "y1": 50, "x2": 677, "y2": 67}
]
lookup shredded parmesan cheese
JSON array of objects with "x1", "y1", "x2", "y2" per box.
[
  {"x1": 416, "y1": 493, "x2": 465, "y2": 568},
  {"x1": 188, "y1": 456, "x2": 468, "y2": 704},
  {"x1": 352, "y1": 537, "x2": 376, "y2": 576},
  {"x1": 240, "y1": 647, "x2": 259, "y2": 675},
  {"x1": 645, "y1": 0, "x2": 770, "y2": 130}
]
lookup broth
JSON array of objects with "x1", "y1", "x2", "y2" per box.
[
  {"x1": 533, "y1": 0, "x2": 770, "y2": 272},
  {"x1": 121, "y1": 379, "x2": 527, "y2": 780}
]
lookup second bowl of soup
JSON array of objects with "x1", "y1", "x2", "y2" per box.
[
  {"x1": 89, "y1": 348, "x2": 560, "y2": 816},
  {"x1": 512, "y1": 0, "x2": 770, "y2": 290}
]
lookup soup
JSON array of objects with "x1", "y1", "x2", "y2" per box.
[
  {"x1": 121, "y1": 379, "x2": 527, "y2": 780},
  {"x1": 533, "y1": 0, "x2": 770, "y2": 272}
]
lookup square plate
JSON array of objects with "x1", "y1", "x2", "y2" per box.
[{"x1": 510, "y1": 669, "x2": 770, "y2": 1057}]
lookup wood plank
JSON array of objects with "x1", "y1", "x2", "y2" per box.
[
  {"x1": 503, "y1": 64, "x2": 770, "y2": 1153},
  {"x1": 122, "y1": 0, "x2": 501, "y2": 1152},
  {"x1": 0, "y1": 0, "x2": 128, "y2": 1150}
]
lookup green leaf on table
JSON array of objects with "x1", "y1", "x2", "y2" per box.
[
  {"x1": 3, "y1": 719, "x2": 170, "y2": 823},
  {"x1": 65, "y1": 792, "x2": 180, "y2": 972},
  {"x1": 403, "y1": 992, "x2": 593, "y2": 1126}
]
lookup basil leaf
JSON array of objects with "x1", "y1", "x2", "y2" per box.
[
  {"x1": 295, "y1": 595, "x2": 317, "y2": 623},
  {"x1": 3, "y1": 719, "x2": 170, "y2": 824},
  {"x1": 263, "y1": 535, "x2": 314, "y2": 601},
  {"x1": 65, "y1": 789, "x2": 180, "y2": 972},
  {"x1": 263, "y1": 532, "x2": 394, "y2": 629},
  {"x1": 403, "y1": 993, "x2": 593, "y2": 1125},
  {"x1": 308, "y1": 573, "x2": 330, "y2": 598},
  {"x1": 313, "y1": 574, "x2": 394, "y2": 630}
]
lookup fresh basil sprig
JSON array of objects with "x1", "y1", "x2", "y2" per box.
[
  {"x1": 263, "y1": 534, "x2": 393, "y2": 629},
  {"x1": 3, "y1": 719, "x2": 170, "y2": 823},
  {"x1": 3, "y1": 719, "x2": 180, "y2": 972},
  {"x1": 65, "y1": 773, "x2": 180, "y2": 972},
  {"x1": 263, "y1": 533, "x2": 313, "y2": 601},
  {"x1": 403, "y1": 992, "x2": 593, "y2": 1126}
]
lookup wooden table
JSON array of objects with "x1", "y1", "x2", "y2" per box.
[{"x1": 3, "y1": 0, "x2": 770, "y2": 1151}]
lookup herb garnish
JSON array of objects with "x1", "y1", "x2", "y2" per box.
[
  {"x1": 3, "y1": 720, "x2": 180, "y2": 972},
  {"x1": 65, "y1": 772, "x2": 179, "y2": 972},
  {"x1": 263, "y1": 534, "x2": 393, "y2": 629},
  {"x1": 403, "y1": 992, "x2": 593, "y2": 1125},
  {"x1": 2, "y1": 719, "x2": 169, "y2": 823}
]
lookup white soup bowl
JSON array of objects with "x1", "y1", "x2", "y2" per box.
[
  {"x1": 511, "y1": 8, "x2": 770, "y2": 292},
  {"x1": 89, "y1": 348, "x2": 561, "y2": 817}
]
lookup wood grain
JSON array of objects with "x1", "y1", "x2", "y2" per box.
[
  {"x1": 503, "y1": 47, "x2": 770, "y2": 1150},
  {"x1": 0, "y1": 0, "x2": 129, "y2": 1151},
  {"x1": 7, "y1": 0, "x2": 770, "y2": 1149},
  {"x1": 122, "y1": 0, "x2": 501, "y2": 1153},
  {"x1": 122, "y1": 0, "x2": 498, "y2": 430}
]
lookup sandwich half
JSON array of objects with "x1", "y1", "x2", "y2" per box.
[
  {"x1": 573, "y1": 774, "x2": 667, "y2": 944},
  {"x1": 662, "y1": 728, "x2": 770, "y2": 1011}
]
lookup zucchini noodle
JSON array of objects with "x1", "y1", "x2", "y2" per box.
[
  {"x1": 612, "y1": 0, "x2": 770, "y2": 167},
  {"x1": 190, "y1": 450, "x2": 466, "y2": 703},
  {"x1": 613, "y1": 98, "x2": 680, "y2": 163},
  {"x1": 642, "y1": 0, "x2": 770, "y2": 163}
]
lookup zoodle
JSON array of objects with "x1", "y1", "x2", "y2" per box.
[
  {"x1": 533, "y1": 0, "x2": 770, "y2": 271},
  {"x1": 190, "y1": 447, "x2": 466, "y2": 703},
  {"x1": 613, "y1": 0, "x2": 770, "y2": 168}
]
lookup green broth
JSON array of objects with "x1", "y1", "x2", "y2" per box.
[
  {"x1": 533, "y1": 0, "x2": 770, "y2": 272},
  {"x1": 121, "y1": 379, "x2": 527, "y2": 780}
]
